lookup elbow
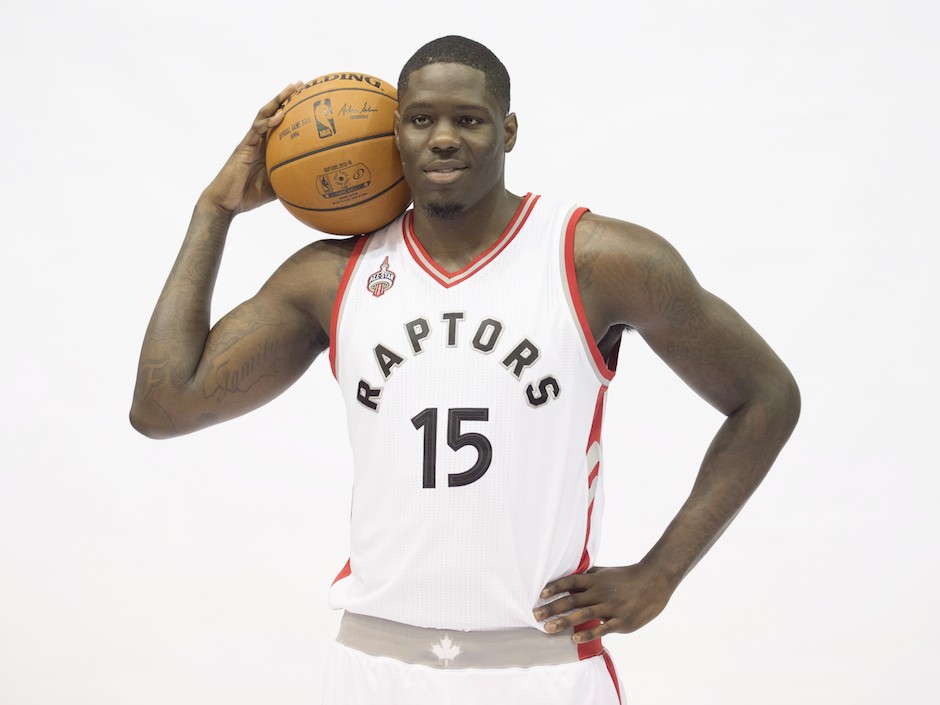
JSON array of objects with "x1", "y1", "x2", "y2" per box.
[
  {"x1": 128, "y1": 403, "x2": 181, "y2": 440},
  {"x1": 735, "y1": 367, "x2": 801, "y2": 440},
  {"x1": 773, "y1": 369, "x2": 802, "y2": 439},
  {"x1": 785, "y1": 370, "x2": 801, "y2": 424}
]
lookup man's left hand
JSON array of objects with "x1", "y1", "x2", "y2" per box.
[{"x1": 533, "y1": 563, "x2": 676, "y2": 642}]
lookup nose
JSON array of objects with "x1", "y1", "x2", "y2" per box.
[{"x1": 428, "y1": 119, "x2": 459, "y2": 152}]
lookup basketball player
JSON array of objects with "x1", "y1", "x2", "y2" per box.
[{"x1": 131, "y1": 36, "x2": 800, "y2": 704}]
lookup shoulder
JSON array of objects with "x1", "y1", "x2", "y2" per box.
[
  {"x1": 572, "y1": 213, "x2": 701, "y2": 332},
  {"x1": 265, "y1": 235, "x2": 361, "y2": 294},
  {"x1": 284, "y1": 235, "x2": 360, "y2": 274},
  {"x1": 574, "y1": 213, "x2": 679, "y2": 271},
  {"x1": 259, "y1": 235, "x2": 364, "y2": 334}
]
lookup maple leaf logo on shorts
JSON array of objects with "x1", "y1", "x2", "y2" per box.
[{"x1": 430, "y1": 635, "x2": 462, "y2": 667}]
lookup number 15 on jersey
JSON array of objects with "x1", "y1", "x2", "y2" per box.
[{"x1": 411, "y1": 407, "x2": 492, "y2": 488}]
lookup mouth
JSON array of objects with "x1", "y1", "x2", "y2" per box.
[{"x1": 424, "y1": 161, "x2": 467, "y2": 185}]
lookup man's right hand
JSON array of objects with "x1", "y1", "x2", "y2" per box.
[{"x1": 200, "y1": 82, "x2": 304, "y2": 217}]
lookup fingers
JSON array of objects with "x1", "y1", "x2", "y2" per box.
[
  {"x1": 574, "y1": 618, "x2": 619, "y2": 643},
  {"x1": 260, "y1": 81, "x2": 304, "y2": 120},
  {"x1": 246, "y1": 81, "x2": 305, "y2": 145},
  {"x1": 540, "y1": 572, "x2": 592, "y2": 598},
  {"x1": 536, "y1": 570, "x2": 600, "y2": 623},
  {"x1": 534, "y1": 592, "x2": 587, "y2": 621},
  {"x1": 547, "y1": 608, "x2": 598, "y2": 635},
  {"x1": 276, "y1": 81, "x2": 305, "y2": 105},
  {"x1": 534, "y1": 567, "x2": 623, "y2": 642},
  {"x1": 535, "y1": 600, "x2": 614, "y2": 642},
  {"x1": 534, "y1": 565, "x2": 672, "y2": 643},
  {"x1": 534, "y1": 577, "x2": 598, "y2": 638}
]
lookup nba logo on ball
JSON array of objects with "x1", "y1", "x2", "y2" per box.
[
  {"x1": 314, "y1": 99, "x2": 336, "y2": 138},
  {"x1": 265, "y1": 72, "x2": 412, "y2": 235}
]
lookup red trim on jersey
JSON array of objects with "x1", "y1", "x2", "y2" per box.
[
  {"x1": 602, "y1": 650, "x2": 623, "y2": 703},
  {"x1": 586, "y1": 386, "x2": 606, "y2": 452},
  {"x1": 575, "y1": 620, "x2": 605, "y2": 659},
  {"x1": 403, "y1": 193, "x2": 539, "y2": 288},
  {"x1": 331, "y1": 558, "x2": 352, "y2": 585},
  {"x1": 564, "y1": 208, "x2": 616, "y2": 382},
  {"x1": 573, "y1": 388, "x2": 609, "y2": 657},
  {"x1": 588, "y1": 463, "x2": 600, "y2": 486},
  {"x1": 576, "y1": 388, "x2": 607, "y2": 572},
  {"x1": 575, "y1": 498, "x2": 596, "y2": 574},
  {"x1": 329, "y1": 236, "x2": 368, "y2": 378}
]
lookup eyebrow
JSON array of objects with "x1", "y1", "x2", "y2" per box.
[{"x1": 402, "y1": 102, "x2": 491, "y2": 112}]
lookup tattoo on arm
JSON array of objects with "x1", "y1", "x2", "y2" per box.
[
  {"x1": 202, "y1": 325, "x2": 286, "y2": 401},
  {"x1": 198, "y1": 293, "x2": 305, "y2": 402}
]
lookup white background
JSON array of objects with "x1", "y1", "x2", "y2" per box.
[{"x1": 1, "y1": 1, "x2": 937, "y2": 703}]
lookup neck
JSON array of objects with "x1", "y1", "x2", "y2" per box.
[{"x1": 411, "y1": 189, "x2": 523, "y2": 272}]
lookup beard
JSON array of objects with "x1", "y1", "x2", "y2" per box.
[{"x1": 423, "y1": 202, "x2": 465, "y2": 220}]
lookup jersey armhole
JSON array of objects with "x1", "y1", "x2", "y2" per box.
[
  {"x1": 329, "y1": 236, "x2": 368, "y2": 379},
  {"x1": 562, "y1": 208, "x2": 617, "y2": 384}
]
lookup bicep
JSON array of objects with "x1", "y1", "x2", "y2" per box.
[
  {"x1": 580, "y1": 216, "x2": 793, "y2": 416},
  {"x1": 168, "y1": 242, "x2": 336, "y2": 434},
  {"x1": 184, "y1": 239, "x2": 347, "y2": 429},
  {"x1": 192, "y1": 290, "x2": 327, "y2": 420},
  {"x1": 636, "y1": 285, "x2": 781, "y2": 416}
]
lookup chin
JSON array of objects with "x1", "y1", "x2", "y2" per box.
[{"x1": 422, "y1": 202, "x2": 465, "y2": 220}]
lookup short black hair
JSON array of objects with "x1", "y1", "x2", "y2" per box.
[{"x1": 398, "y1": 35, "x2": 511, "y2": 113}]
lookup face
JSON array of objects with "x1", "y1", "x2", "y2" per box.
[{"x1": 394, "y1": 63, "x2": 517, "y2": 219}]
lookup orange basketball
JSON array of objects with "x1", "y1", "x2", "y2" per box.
[{"x1": 265, "y1": 72, "x2": 412, "y2": 235}]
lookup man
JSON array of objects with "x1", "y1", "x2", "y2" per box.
[{"x1": 131, "y1": 36, "x2": 799, "y2": 704}]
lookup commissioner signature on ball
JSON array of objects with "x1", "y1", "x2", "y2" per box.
[{"x1": 338, "y1": 102, "x2": 380, "y2": 118}]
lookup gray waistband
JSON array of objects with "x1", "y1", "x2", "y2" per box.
[{"x1": 336, "y1": 612, "x2": 581, "y2": 669}]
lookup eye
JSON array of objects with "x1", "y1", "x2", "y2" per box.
[
  {"x1": 459, "y1": 116, "x2": 483, "y2": 126},
  {"x1": 411, "y1": 115, "x2": 431, "y2": 127}
]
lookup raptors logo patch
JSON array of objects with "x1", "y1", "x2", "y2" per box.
[{"x1": 367, "y1": 256, "x2": 396, "y2": 297}]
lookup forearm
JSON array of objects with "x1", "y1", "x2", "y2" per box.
[
  {"x1": 130, "y1": 198, "x2": 234, "y2": 436},
  {"x1": 642, "y1": 385, "x2": 801, "y2": 587}
]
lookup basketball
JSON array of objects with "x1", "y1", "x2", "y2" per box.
[{"x1": 265, "y1": 72, "x2": 412, "y2": 235}]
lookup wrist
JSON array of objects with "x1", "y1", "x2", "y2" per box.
[
  {"x1": 637, "y1": 552, "x2": 686, "y2": 592},
  {"x1": 195, "y1": 191, "x2": 238, "y2": 222}
]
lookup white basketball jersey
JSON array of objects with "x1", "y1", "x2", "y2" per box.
[{"x1": 328, "y1": 194, "x2": 617, "y2": 632}]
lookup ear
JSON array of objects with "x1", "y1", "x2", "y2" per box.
[
  {"x1": 394, "y1": 110, "x2": 401, "y2": 150},
  {"x1": 503, "y1": 112, "x2": 518, "y2": 153}
]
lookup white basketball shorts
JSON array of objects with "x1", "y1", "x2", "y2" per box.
[{"x1": 321, "y1": 612, "x2": 623, "y2": 705}]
